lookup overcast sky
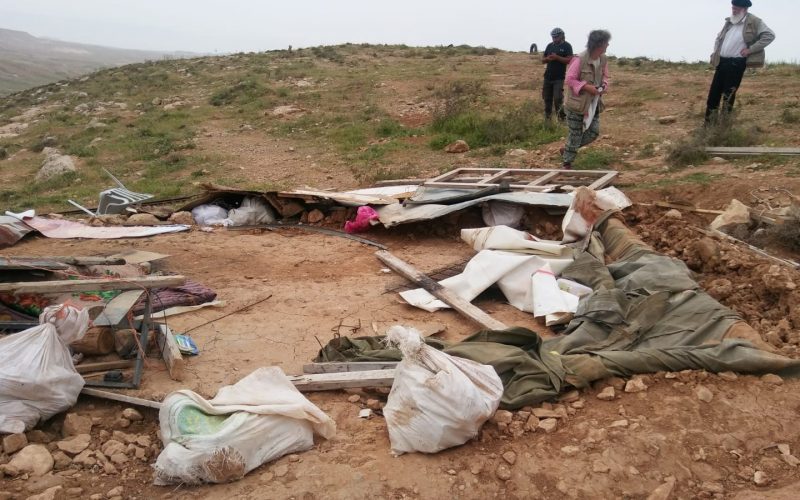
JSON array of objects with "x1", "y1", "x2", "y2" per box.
[{"x1": 1, "y1": 0, "x2": 796, "y2": 62}]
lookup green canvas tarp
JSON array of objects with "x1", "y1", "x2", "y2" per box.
[{"x1": 315, "y1": 217, "x2": 800, "y2": 409}]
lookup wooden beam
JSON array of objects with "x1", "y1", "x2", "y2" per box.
[
  {"x1": 705, "y1": 146, "x2": 800, "y2": 156},
  {"x1": 303, "y1": 362, "x2": 399, "y2": 374},
  {"x1": 288, "y1": 369, "x2": 395, "y2": 392},
  {"x1": 92, "y1": 290, "x2": 145, "y2": 327},
  {"x1": 375, "y1": 250, "x2": 509, "y2": 331},
  {"x1": 0, "y1": 275, "x2": 186, "y2": 294},
  {"x1": 639, "y1": 201, "x2": 725, "y2": 215},
  {"x1": 76, "y1": 360, "x2": 134, "y2": 374},
  {"x1": 156, "y1": 324, "x2": 185, "y2": 382},
  {"x1": 80, "y1": 388, "x2": 162, "y2": 410}
]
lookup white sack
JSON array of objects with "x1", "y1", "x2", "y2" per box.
[
  {"x1": 0, "y1": 305, "x2": 89, "y2": 434},
  {"x1": 225, "y1": 197, "x2": 277, "y2": 227},
  {"x1": 154, "y1": 367, "x2": 335, "y2": 485},
  {"x1": 481, "y1": 201, "x2": 525, "y2": 228},
  {"x1": 191, "y1": 204, "x2": 229, "y2": 226},
  {"x1": 383, "y1": 326, "x2": 503, "y2": 455}
]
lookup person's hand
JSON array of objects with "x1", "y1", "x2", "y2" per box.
[
  {"x1": 740, "y1": 48, "x2": 751, "y2": 57},
  {"x1": 585, "y1": 84, "x2": 600, "y2": 96}
]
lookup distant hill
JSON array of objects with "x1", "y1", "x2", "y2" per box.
[{"x1": 0, "y1": 28, "x2": 195, "y2": 95}]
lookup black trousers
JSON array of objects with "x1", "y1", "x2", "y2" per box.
[
  {"x1": 542, "y1": 78, "x2": 565, "y2": 119},
  {"x1": 705, "y1": 57, "x2": 747, "y2": 122}
]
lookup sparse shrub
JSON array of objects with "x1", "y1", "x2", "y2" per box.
[
  {"x1": 766, "y1": 220, "x2": 800, "y2": 252},
  {"x1": 666, "y1": 113, "x2": 761, "y2": 167},
  {"x1": 209, "y1": 79, "x2": 266, "y2": 106},
  {"x1": 573, "y1": 148, "x2": 617, "y2": 170},
  {"x1": 781, "y1": 108, "x2": 800, "y2": 124},
  {"x1": 375, "y1": 119, "x2": 407, "y2": 138},
  {"x1": 310, "y1": 46, "x2": 344, "y2": 63},
  {"x1": 0, "y1": 147, "x2": 6, "y2": 160}
]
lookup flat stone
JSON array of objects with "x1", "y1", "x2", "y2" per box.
[
  {"x1": 609, "y1": 419, "x2": 629, "y2": 428},
  {"x1": 72, "y1": 450, "x2": 95, "y2": 467},
  {"x1": 347, "y1": 394, "x2": 361, "y2": 403},
  {"x1": 121, "y1": 408, "x2": 143, "y2": 422},
  {"x1": 695, "y1": 385, "x2": 713, "y2": 403},
  {"x1": 3, "y1": 433, "x2": 28, "y2": 454},
  {"x1": 56, "y1": 434, "x2": 90, "y2": 455},
  {"x1": 761, "y1": 374, "x2": 784, "y2": 385},
  {"x1": 62, "y1": 414, "x2": 93, "y2": 437},
  {"x1": 781, "y1": 454, "x2": 800, "y2": 467},
  {"x1": 100, "y1": 440, "x2": 126, "y2": 457},
  {"x1": 558, "y1": 390, "x2": 580, "y2": 403},
  {"x1": 524, "y1": 415, "x2": 540, "y2": 432},
  {"x1": 106, "y1": 486, "x2": 124, "y2": 498},
  {"x1": 491, "y1": 410, "x2": 514, "y2": 425},
  {"x1": 624, "y1": 377, "x2": 648, "y2": 393},
  {"x1": 66, "y1": 487, "x2": 84, "y2": 497},
  {"x1": 51, "y1": 451, "x2": 72, "y2": 470},
  {"x1": 531, "y1": 408, "x2": 564, "y2": 419},
  {"x1": 753, "y1": 470, "x2": 769, "y2": 486},
  {"x1": 502, "y1": 451, "x2": 516, "y2": 465},
  {"x1": 495, "y1": 464, "x2": 512, "y2": 481},
  {"x1": 597, "y1": 387, "x2": 616, "y2": 401},
  {"x1": 561, "y1": 445, "x2": 580, "y2": 456},
  {"x1": 538, "y1": 418, "x2": 558, "y2": 433},
  {"x1": 109, "y1": 453, "x2": 128, "y2": 465},
  {"x1": 592, "y1": 460, "x2": 611, "y2": 473},
  {"x1": 25, "y1": 474, "x2": 65, "y2": 494},
  {"x1": 7, "y1": 444, "x2": 53, "y2": 476},
  {"x1": 25, "y1": 486, "x2": 63, "y2": 500},
  {"x1": 717, "y1": 371, "x2": 738, "y2": 381},
  {"x1": 26, "y1": 430, "x2": 54, "y2": 444},
  {"x1": 647, "y1": 477, "x2": 676, "y2": 500}
]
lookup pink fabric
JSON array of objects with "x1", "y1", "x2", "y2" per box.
[
  {"x1": 565, "y1": 57, "x2": 610, "y2": 98},
  {"x1": 344, "y1": 206, "x2": 379, "y2": 234}
]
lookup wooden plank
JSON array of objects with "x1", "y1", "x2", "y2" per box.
[
  {"x1": 76, "y1": 360, "x2": 134, "y2": 374},
  {"x1": 477, "y1": 169, "x2": 510, "y2": 185},
  {"x1": 92, "y1": 290, "x2": 145, "y2": 326},
  {"x1": 80, "y1": 387, "x2": 162, "y2": 410},
  {"x1": 643, "y1": 201, "x2": 724, "y2": 215},
  {"x1": 375, "y1": 250, "x2": 509, "y2": 331},
  {"x1": 586, "y1": 171, "x2": 619, "y2": 190},
  {"x1": 0, "y1": 275, "x2": 186, "y2": 294},
  {"x1": 156, "y1": 324, "x2": 185, "y2": 381},
  {"x1": 288, "y1": 369, "x2": 395, "y2": 391},
  {"x1": 705, "y1": 146, "x2": 800, "y2": 156},
  {"x1": 303, "y1": 362, "x2": 399, "y2": 374},
  {"x1": 0, "y1": 257, "x2": 69, "y2": 270},
  {"x1": 526, "y1": 171, "x2": 561, "y2": 187}
]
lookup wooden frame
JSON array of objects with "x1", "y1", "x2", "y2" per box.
[{"x1": 423, "y1": 168, "x2": 617, "y2": 192}]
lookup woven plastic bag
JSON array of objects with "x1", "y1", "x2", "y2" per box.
[
  {"x1": 0, "y1": 304, "x2": 89, "y2": 434},
  {"x1": 154, "y1": 367, "x2": 335, "y2": 485},
  {"x1": 383, "y1": 326, "x2": 503, "y2": 455}
]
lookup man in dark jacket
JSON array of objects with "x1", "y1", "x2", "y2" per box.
[
  {"x1": 541, "y1": 27, "x2": 573, "y2": 122},
  {"x1": 705, "y1": 0, "x2": 775, "y2": 124}
]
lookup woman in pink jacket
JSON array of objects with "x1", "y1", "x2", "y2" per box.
[{"x1": 561, "y1": 30, "x2": 611, "y2": 169}]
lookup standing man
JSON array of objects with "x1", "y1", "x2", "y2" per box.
[
  {"x1": 705, "y1": 0, "x2": 775, "y2": 124},
  {"x1": 542, "y1": 28, "x2": 573, "y2": 122}
]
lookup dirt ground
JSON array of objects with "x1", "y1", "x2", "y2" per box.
[
  {"x1": 2, "y1": 201, "x2": 800, "y2": 500},
  {"x1": 3, "y1": 49, "x2": 800, "y2": 500}
]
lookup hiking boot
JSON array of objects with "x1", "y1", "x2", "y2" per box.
[{"x1": 562, "y1": 162, "x2": 572, "y2": 170}]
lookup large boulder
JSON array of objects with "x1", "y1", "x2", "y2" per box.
[
  {"x1": 5, "y1": 444, "x2": 54, "y2": 476},
  {"x1": 35, "y1": 148, "x2": 76, "y2": 181},
  {"x1": 710, "y1": 199, "x2": 750, "y2": 231}
]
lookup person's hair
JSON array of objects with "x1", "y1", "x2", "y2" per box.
[{"x1": 586, "y1": 30, "x2": 612, "y2": 52}]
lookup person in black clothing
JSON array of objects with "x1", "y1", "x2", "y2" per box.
[{"x1": 541, "y1": 27, "x2": 573, "y2": 122}]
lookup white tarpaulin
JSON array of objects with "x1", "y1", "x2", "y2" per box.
[{"x1": 5, "y1": 212, "x2": 189, "y2": 239}]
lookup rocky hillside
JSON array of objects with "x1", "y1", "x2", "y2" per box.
[{"x1": 0, "y1": 28, "x2": 193, "y2": 95}]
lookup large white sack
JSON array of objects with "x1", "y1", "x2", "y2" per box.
[
  {"x1": 0, "y1": 305, "x2": 89, "y2": 434},
  {"x1": 225, "y1": 196, "x2": 277, "y2": 227},
  {"x1": 154, "y1": 367, "x2": 335, "y2": 485},
  {"x1": 383, "y1": 326, "x2": 503, "y2": 455}
]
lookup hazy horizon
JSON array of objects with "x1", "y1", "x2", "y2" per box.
[{"x1": 2, "y1": 0, "x2": 797, "y2": 63}]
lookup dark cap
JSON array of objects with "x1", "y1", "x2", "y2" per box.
[
  {"x1": 550, "y1": 27, "x2": 564, "y2": 37},
  {"x1": 732, "y1": 0, "x2": 752, "y2": 7}
]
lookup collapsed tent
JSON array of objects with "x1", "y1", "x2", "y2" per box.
[{"x1": 315, "y1": 216, "x2": 800, "y2": 409}]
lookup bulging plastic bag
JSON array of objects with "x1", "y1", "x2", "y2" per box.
[
  {"x1": 383, "y1": 326, "x2": 503, "y2": 455},
  {"x1": 153, "y1": 367, "x2": 335, "y2": 485},
  {"x1": 191, "y1": 204, "x2": 229, "y2": 226},
  {"x1": 0, "y1": 304, "x2": 90, "y2": 434},
  {"x1": 225, "y1": 197, "x2": 277, "y2": 227}
]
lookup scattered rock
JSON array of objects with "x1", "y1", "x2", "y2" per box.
[
  {"x1": 531, "y1": 408, "x2": 565, "y2": 419},
  {"x1": 760, "y1": 373, "x2": 784, "y2": 385},
  {"x1": 62, "y1": 414, "x2": 92, "y2": 437},
  {"x1": 781, "y1": 454, "x2": 800, "y2": 467},
  {"x1": 753, "y1": 470, "x2": 769, "y2": 486},
  {"x1": 121, "y1": 408, "x2": 143, "y2": 422},
  {"x1": 113, "y1": 417, "x2": 130, "y2": 429},
  {"x1": 664, "y1": 209, "x2": 682, "y2": 219},
  {"x1": 307, "y1": 209, "x2": 325, "y2": 224},
  {"x1": 50, "y1": 451, "x2": 72, "y2": 470},
  {"x1": 657, "y1": 116, "x2": 677, "y2": 124},
  {"x1": 561, "y1": 445, "x2": 580, "y2": 456},
  {"x1": 609, "y1": 419, "x2": 629, "y2": 428},
  {"x1": 36, "y1": 148, "x2": 76, "y2": 181},
  {"x1": 538, "y1": 418, "x2": 558, "y2": 433},
  {"x1": 366, "y1": 399, "x2": 383, "y2": 411},
  {"x1": 495, "y1": 464, "x2": 512, "y2": 481},
  {"x1": 168, "y1": 211, "x2": 194, "y2": 225},
  {"x1": 25, "y1": 486, "x2": 63, "y2": 500},
  {"x1": 597, "y1": 387, "x2": 616, "y2": 401},
  {"x1": 100, "y1": 440, "x2": 126, "y2": 457},
  {"x1": 3, "y1": 433, "x2": 28, "y2": 455},
  {"x1": 558, "y1": 390, "x2": 580, "y2": 403},
  {"x1": 491, "y1": 410, "x2": 514, "y2": 425},
  {"x1": 695, "y1": 385, "x2": 713, "y2": 403},
  {"x1": 86, "y1": 117, "x2": 107, "y2": 129},
  {"x1": 274, "y1": 464, "x2": 289, "y2": 478},
  {"x1": 717, "y1": 371, "x2": 738, "y2": 381},
  {"x1": 502, "y1": 451, "x2": 516, "y2": 465},
  {"x1": 592, "y1": 460, "x2": 611, "y2": 473},
  {"x1": 710, "y1": 156, "x2": 727, "y2": 164},
  {"x1": 507, "y1": 148, "x2": 527, "y2": 157},
  {"x1": 445, "y1": 140, "x2": 469, "y2": 153},
  {"x1": 106, "y1": 486, "x2": 124, "y2": 498},
  {"x1": 25, "y1": 430, "x2": 53, "y2": 444},
  {"x1": 624, "y1": 377, "x2": 648, "y2": 393},
  {"x1": 24, "y1": 474, "x2": 65, "y2": 494},
  {"x1": 125, "y1": 213, "x2": 161, "y2": 225},
  {"x1": 347, "y1": 394, "x2": 361, "y2": 403},
  {"x1": 65, "y1": 487, "x2": 83, "y2": 497},
  {"x1": 270, "y1": 105, "x2": 304, "y2": 118},
  {"x1": 109, "y1": 453, "x2": 128, "y2": 465},
  {"x1": 55, "y1": 434, "x2": 90, "y2": 455},
  {"x1": 469, "y1": 459, "x2": 483, "y2": 475},
  {"x1": 71, "y1": 450, "x2": 95, "y2": 467},
  {"x1": 646, "y1": 477, "x2": 676, "y2": 500},
  {"x1": 524, "y1": 415, "x2": 540, "y2": 432},
  {"x1": 6, "y1": 444, "x2": 54, "y2": 476},
  {"x1": 710, "y1": 199, "x2": 751, "y2": 231}
]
